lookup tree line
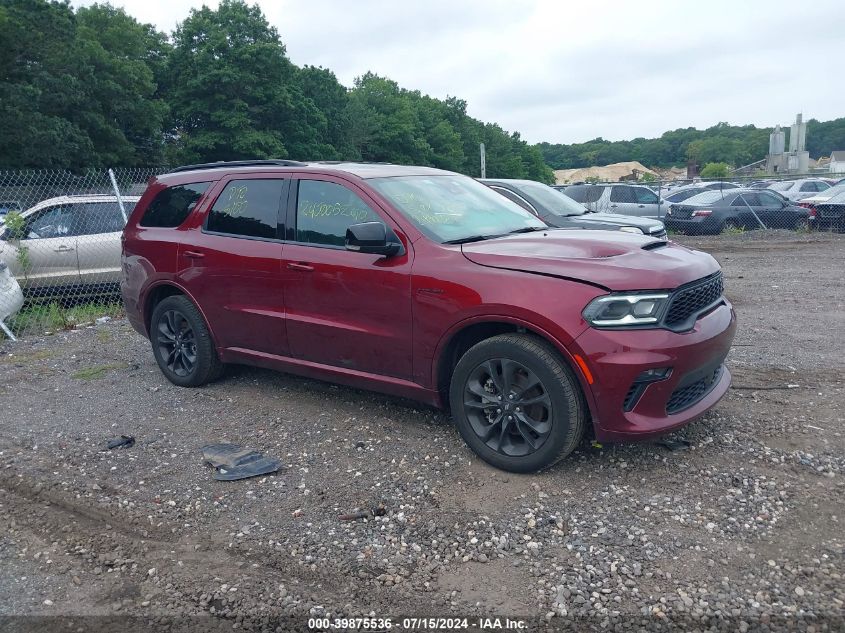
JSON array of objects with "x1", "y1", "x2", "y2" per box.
[
  {"x1": 0, "y1": 0, "x2": 553, "y2": 182},
  {"x1": 539, "y1": 119, "x2": 845, "y2": 171}
]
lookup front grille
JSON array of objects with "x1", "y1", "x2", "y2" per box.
[
  {"x1": 664, "y1": 272, "x2": 723, "y2": 330},
  {"x1": 666, "y1": 365, "x2": 723, "y2": 414},
  {"x1": 818, "y1": 205, "x2": 844, "y2": 219}
]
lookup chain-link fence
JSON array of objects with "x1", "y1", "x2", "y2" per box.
[
  {"x1": 0, "y1": 167, "x2": 162, "y2": 340},
  {"x1": 1, "y1": 166, "x2": 844, "y2": 341},
  {"x1": 553, "y1": 173, "x2": 845, "y2": 235}
]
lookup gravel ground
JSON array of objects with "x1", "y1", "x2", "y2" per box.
[{"x1": 0, "y1": 231, "x2": 843, "y2": 632}]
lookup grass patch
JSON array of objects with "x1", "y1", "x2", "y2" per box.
[
  {"x1": 72, "y1": 362, "x2": 127, "y2": 380},
  {"x1": 0, "y1": 349, "x2": 53, "y2": 364},
  {"x1": 721, "y1": 225, "x2": 746, "y2": 236},
  {"x1": 3, "y1": 300, "x2": 124, "y2": 339}
]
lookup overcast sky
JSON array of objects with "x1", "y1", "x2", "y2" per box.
[{"x1": 75, "y1": 0, "x2": 844, "y2": 145}]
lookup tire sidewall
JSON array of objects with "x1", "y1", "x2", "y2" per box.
[{"x1": 449, "y1": 337, "x2": 580, "y2": 473}]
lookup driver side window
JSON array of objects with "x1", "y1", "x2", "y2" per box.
[
  {"x1": 295, "y1": 180, "x2": 381, "y2": 247},
  {"x1": 25, "y1": 205, "x2": 83, "y2": 239},
  {"x1": 634, "y1": 188, "x2": 659, "y2": 204}
]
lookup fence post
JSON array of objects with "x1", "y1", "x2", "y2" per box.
[{"x1": 108, "y1": 168, "x2": 127, "y2": 223}]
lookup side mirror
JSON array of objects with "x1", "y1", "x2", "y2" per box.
[{"x1": 345, "y1": 222, "x2": 403, "y2": 256}]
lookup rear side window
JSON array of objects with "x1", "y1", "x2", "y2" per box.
[
  {"x1": 140, "y1": 182, "x2": 210, "y2": 228},
  {"x1": 206, "y1": 179, "x2": 284, "y2": 239},
  {"x1": 610, "y1": 186, "x2": 636, "y2": 203},
  {"x1": 563, "y1": 186, "x2": 603, "y2": 203}
]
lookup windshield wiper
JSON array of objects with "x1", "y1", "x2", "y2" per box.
[
  {"x1": 507, "y1": 226, "x2": 546, "y2": 234},
  {"x1": 443, "y1": 234, "x2": 497, "y2": 244}
]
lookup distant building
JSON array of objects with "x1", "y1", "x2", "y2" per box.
[
  {"x1": 830, "y1": 151, "x2": 845, "y2": 174},
  {"x1": 766, "y1": 114, "x2": 809, "y2": 174}
]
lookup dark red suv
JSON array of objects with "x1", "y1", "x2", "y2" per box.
[{"x1": 122, "y1": 160, "x2": 736, "y2": 472}]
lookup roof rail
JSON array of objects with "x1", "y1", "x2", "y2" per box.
[{"x1": 167, "y1": 160, "x2": 307, "y2": 173}]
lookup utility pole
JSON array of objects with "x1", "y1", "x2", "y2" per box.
[{"x1": 480, "y1": 143, "x2": 486, "y2": 179}]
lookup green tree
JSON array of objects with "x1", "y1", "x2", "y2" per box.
[
  {"x1": 298, "y1": 65, "x2": 355, "y2": 160},
  {"x1": 346, "y1": 72, "x2": 429, "y2": 164},
  {"x1": 699, "y1": 162, "x2": 730, "y2": 179},
  {"x1": 165, "y1": 0, "x2": 325, "y2": 163},
  {"x1": 0, "y1": 0, "x2": 167, "y2": 168}
]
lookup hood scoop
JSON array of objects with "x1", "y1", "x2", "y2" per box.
[{"x1": 642, "y1": 240, "x2": 668, "y2": 251}]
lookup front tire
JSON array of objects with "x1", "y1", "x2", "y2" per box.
[
  {"x1": 150, "y1": 295, "x2": 223, "y2": 387},
  {"x1": 449, "y1": 334, "x2": 586, "y2": 473}
]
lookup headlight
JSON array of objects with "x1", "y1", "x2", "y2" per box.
[
  {"x1": 618, "y1": 226, "x2": 643, "y2": 234},
  {"x1": 582, "y1": 292, "x2": 670, "y2": 327}
]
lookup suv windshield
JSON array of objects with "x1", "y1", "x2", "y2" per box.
[
  {"x1": 512, "y1": 182, "x2": 586, "y2": 217},
  {"x1": 369, "y1": 175, "x2": 546, "y2": 243}
]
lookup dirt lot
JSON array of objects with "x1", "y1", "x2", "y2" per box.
[{"x1": 1, "y1": 232, "x2": 843, "y2": 632}]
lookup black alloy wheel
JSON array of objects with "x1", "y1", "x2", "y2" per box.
[
  {"x1": 449, "y1": 333, "x2": 586, "y2": 473},
  {"x1": 463, "y1": 358, "x2": 552, "y2": 457},
  {"x1": 150, "y1": 295, "x2": 224, "y2": 387},
  {"x1": 156, "y1": 309, "x2": 197, "y2": 377}
]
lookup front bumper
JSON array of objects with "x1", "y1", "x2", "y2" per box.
[
  {"x1": 664, "y1": 216, "x2": 721, "y2": 235},
  {"x1": 573, "y1": 301, "x2": 736, "y2": 442}
]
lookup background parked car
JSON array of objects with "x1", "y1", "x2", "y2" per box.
[
  {"x1": 812, "y1": 189, "x2": 845, "y2": 231},
  {"x1": 663, "y1": 186, "x2": 710, "y2": 204},
  {"x1": 665, "y1": 189, "x2": 810, "y2": 235},
  {"x1": 0, "y1": 200, "x2": 22, "y2": 220},
  {"x1": 557, "y1": 183, "x2": 671, "y2": 218},
  {"x1": 767, "y1": 178, "x2": 830, "y2": 201},
  {"x1": 796, "y1": 182, "x2": 845, "y2": 222},
  {"x1": 0, "y1": 194, "x2": 138, "y2": 294},
  {"x1": 481, "y1": 179, "x2": 667, "y2": 238}
]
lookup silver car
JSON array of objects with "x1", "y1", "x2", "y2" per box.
[
  {"x1": 559, "y1": 183, "x2": 672, "y2": 219},
  {"x1": 0, "y1": 195, "x2": 139, "y2": 292},
  {"x1": 767, "y1": 178, "x2": 830, "y2": 202}
]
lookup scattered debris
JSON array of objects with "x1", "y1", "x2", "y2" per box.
[
  {"x1": 655, "y1": 438, "x2": 691, "y2": 452},
  {"x1": 106, "y1": 435, "x2": 135, "y2": 450},
  {"x1": 202, "y1": 443, "x2": 281, "y2": 481},
  {"x1": 338, "y1": 504, "x2": 387, "y2": 521},
  {"x1": 590, "y1": 441, "x2": 603, "y2": 449}
]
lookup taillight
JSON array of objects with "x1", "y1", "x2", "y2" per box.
[
  {"x1": 798, "y1": 202, "x2": 816, "y2": 217},
  {"x1": 691, "y1": 209, "x2": 712, "y2": 217}
]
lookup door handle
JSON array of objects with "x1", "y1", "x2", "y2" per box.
[
  {"x1": 638, "y1": 204, "x2": 645, "y2": 208},
  {"x1": 609, "y1": 204, "x2": 618, "y2": 208},
  {"x1": 287, "y1": 262, "x2": 314, "y2": 272},
  {"x1": 183, "y1": 250, "x2": 205, "y2": 259},
  {"x1": 54, "y1": 245, "x2": 74, "y2": 252}
]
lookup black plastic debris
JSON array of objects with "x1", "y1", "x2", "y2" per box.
[
  {"x1": 106, "y1": 435, "x2": 135, "y2": 450},
  {"x1": 655, "y1": 438, "x2": 691, "y2": 452},
  {"x1": 338, "y1": 504, "x2": 387, "y2": 521},
  {"x1": 201, "y1": 443, "x2": 281, "y2": 481}
]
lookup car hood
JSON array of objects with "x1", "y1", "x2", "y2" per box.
[
  {"x1": 461, "y1": 230, "x2": 719, "y2": 291},
  {"x1": 546, "y1": 212, "x2": 662, "y2": 231}
]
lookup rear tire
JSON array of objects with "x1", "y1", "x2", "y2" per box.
[
  {"x1": 449, "y1": 333, "x2": 586, "y2": 473},
  {"x1": 150, "y1": 295, "x2": 224, "y2": 387}
]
